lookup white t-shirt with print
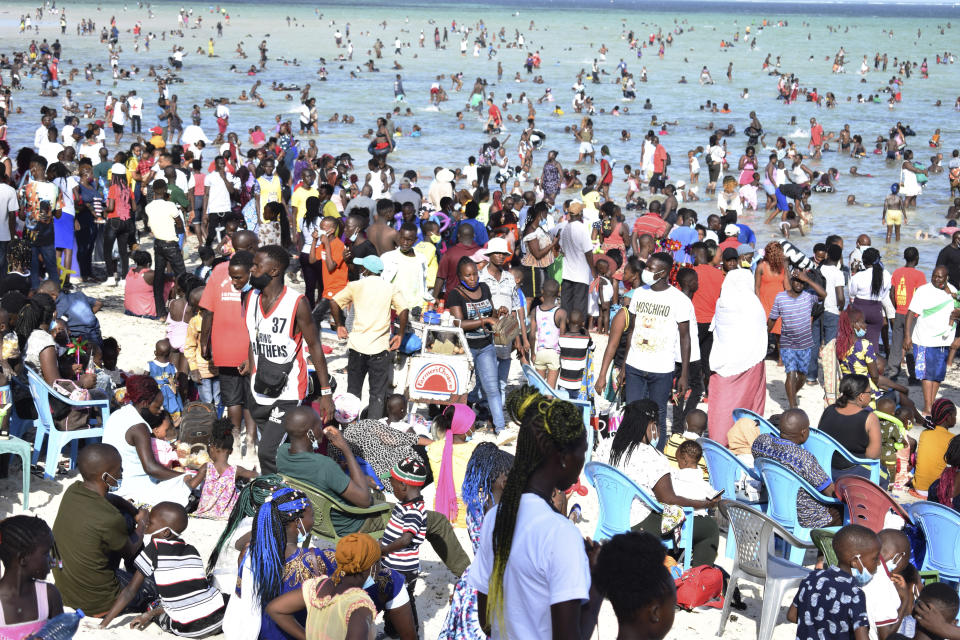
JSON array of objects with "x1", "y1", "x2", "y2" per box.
[
  {"x1": 627, "y1": 284, "x2": 694, "y2": 373},
  {"x1": 467, "y1": 494, "x2": 590, "y2": 640},
  {"x1": 909, "y1": 282, "x2": 958, "y2": 347}
]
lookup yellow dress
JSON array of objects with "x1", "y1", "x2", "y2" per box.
[{"x1": 303, "y1": 577, "x2": 376, "y2": 640}]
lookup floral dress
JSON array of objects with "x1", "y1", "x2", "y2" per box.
[
  {"x1": 437, "y1": 510, "x2": 485, "y2": 640},
  {"x1": 193, "y1": 463, "x2": 238, "y2": 519}
]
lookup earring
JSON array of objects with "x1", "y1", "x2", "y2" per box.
[{"x1": 561, "y1": 461, "x2": 566, "y2": 468}]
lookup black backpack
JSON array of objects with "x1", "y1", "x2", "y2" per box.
[
  {"x1": 806, "y1": 267, "x2": 827, "y2": 319},
  {"x1": 179, "y1": 401, "x2": 216, "y2": 445}
]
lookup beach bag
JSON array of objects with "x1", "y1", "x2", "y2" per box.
[
  {"x1": 675, "y1": 565, "x2": 725, "y2": 610},
  {"x1": 53, "y1": 379, "x2": 90, "y2": 403},
  {"x1": 179, "y1": 401, "x2": 215, "y2": 445}
]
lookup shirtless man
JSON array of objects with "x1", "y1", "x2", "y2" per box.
[{"x1": 367, "y1": 198, "x2": 399, "y2": 254}]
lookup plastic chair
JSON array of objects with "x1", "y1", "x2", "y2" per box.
[
  {"x1": 281, "y1": 475, "x2": 392, "y2": 542},
  {"x1": 810, "y1": 529, "x2": 838, "y2": 567},
  {"x1": 0, "y1": 435, "x2": 31, "y2": 511},
  {"x1": 26, "y1": 367, "x2": 110, "y2": 479},
  {"x1": 754, "y1": 458, "x2": 843, "y2": 565},
  {"x1": 522, "y1": 364, "x2": 594, "y2": 460},
  {"x1": 908, "y1": 501, "x2": 960, "y2": 583},
  {"x1": 584, "y1": 461, "x2": 695, "y2": 570},
  {"x1": 834, "y1": 476, "x2": 911, "y2": 532},
  {"x1": 717, "y1": 500, "x2": 814, "y2": 639},
  {"x1": 699, "y1": 438, "x2": 766, "y2": 560},
  {"x1": 803, "y1": 428, "x2": 881, "y2": 485},
  {"x1": 731, "y1": 408, "x2": 778, "y2": 437}
]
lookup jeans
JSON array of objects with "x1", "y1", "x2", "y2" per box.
[
  {"x1": 30, "y1": 243, "x2": 58, "y2": 288},
  {"x1": 672, "y1": 360, "x2": 704, "y2": 432},
  {"x1": 497, "y1": 355, "x2": 511, "y2": 404},
  {"x1": 75, "y1": 213, "x2": 99, "y2": 278},
  {"x1": 886, "y1": 313, "x2": 915, "y2": 379},
  {"x1": 0, "y1": 240, "x2": 7, "y2": 278},
  {"x1": 153, "y1": 238, "x2": 186, "y2": 316},
  {"x1": 807, "y1": 312, "x2": 839, "y2": 381},
  {"x1": 624, "y1": 364, "x2": 674, "y2": 450},
  {"x1": 198, "y1": 377, "x2": 221, "y2": 406},
  {"x1": 204, "y1": 211, "x2": 230, "y2": 248},
  {"x1": 469, "y1": 343, "x2": 505, "y2": 432},
  {"x1": 633, "y1": 511, "x2": 720, "y2": 567},
  {"x1": 115, "y1": 568, "x2": 160, "y2": 614},
  {"x1": 103, "y1": 218, "x2": 131, "y2": 279},
  {"x1": 131, "y1": 114, "x2": 142, "y2": 133},
  {"x1": 347, "y1": 349, "x2": 393, "y2": 420},
  {"x1": 477, "y1": 165, "x2": 491, "y2": 189}
]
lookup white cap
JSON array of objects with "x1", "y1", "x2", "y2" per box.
[
  {"x1": 110, "y1": 163, "x2": 126, "y2": 175},
  {"x1": 676, "y1": 180, "x2": 686, "y2": 188},
  {"x1": 484, "y1": 237, "x2": 511, "y2": 255},
  {"x1": 724, "y1": 223, "x2": 740, "y2": 236}
]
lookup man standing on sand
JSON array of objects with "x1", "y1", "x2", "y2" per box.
[
  {"x1": 558, "y1": 202, "x2": 594, "y2": 315},
  {"x1": 887, "y1": 247, "x2": 925, "y2": 382},
  {"x1": 904, "y1": 266, "x2": 959, "y2": 416}
]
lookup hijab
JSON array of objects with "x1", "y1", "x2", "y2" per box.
[{"x1": 709, "y1": 268, "x2": 767, "y2": 376}]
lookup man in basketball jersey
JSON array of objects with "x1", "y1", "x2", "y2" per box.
[{"x1": 240, "y1": 244, "x2": 335, "y2": 472}]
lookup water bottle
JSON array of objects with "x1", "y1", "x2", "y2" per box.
[{"x1": 32, "y1": 609, "x2": 85, "y2": 640}]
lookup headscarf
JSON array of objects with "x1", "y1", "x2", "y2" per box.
[
  {"x1": 434, "y1": 404, "x2": 476, "y2": 521},
  {"x1": 331, "y1": 533, "x2": 381, "y2": 584},
  {"x1": 709, "y1": 268, "x2": 767, "y2": 377}
]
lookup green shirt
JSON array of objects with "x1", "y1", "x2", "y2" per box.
[
  {"x1": 275, "y1": 443, "x2": 359, "y2": 535},
  {"x1": 51, "y1": 482, "x2": 129, "y2": 614},
  {"x1": 168, "y1": 184, "x2": 190, "y2": 211}
]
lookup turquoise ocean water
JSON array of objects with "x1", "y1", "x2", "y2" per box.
[{"x1": 1, "y1": 0, "x2": 958, "y2": 268}]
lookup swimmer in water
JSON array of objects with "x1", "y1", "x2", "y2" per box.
[{"x1": 849, "y1": 167, "x2": 874, "y2": 178}]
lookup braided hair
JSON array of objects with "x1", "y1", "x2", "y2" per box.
[
  {"x1": 487, "y1": 386, "x2": 585, "y2": 627},
  {"x1": 248, "y1": 487, "x2": 311, "y2": 607},
  {"x1": 609, "y1": 400, "x2": 660, "y2": 468},
  {"x1": 932, "y1": 398, "x2": 956, "y2": 428},
  {"x1": 461, "y1": 442, "x2": 515, "y2": 531},
  {"x1": 0, "y1": 515, "x2": 53, "y2": 568},
  {"x1": 207, "y1": 474, "x2": 287, "y2": 571}
]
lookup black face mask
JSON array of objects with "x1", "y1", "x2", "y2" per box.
[
  {"x1": 249, "y1": 273, "x2": 272, "y2": 291},
  {"x1": 139, "y1": 407, "x2": 167, "y2": 430}
]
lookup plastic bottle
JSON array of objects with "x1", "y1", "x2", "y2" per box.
[{"x1": 33, "y1": 609, "x2": 85, "y2": 640}]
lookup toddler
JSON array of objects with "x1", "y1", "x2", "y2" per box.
[
  {"x1": 665, "y1": 409, "x2": 709, "y2": 480},
  {"x1": 529, "y1": 278, "x2": 566, "y2": 388},
  {"x1": 193, "y1": 419, "x2": 258, "y2": 519},
  {"x1": 875, "y1": 397, "x2": 911, "y2": 487},
  {"x1": 669, "y1": 440, "x2": 716, "y2": 516},
  {"x1": 149, "y1": 338, "x2": 183, "y2": 419},
  {"x1": 558, "y1": 309, "x2": 593, "y2": 400},
  {"x1": 257, "y1": 200, "x2": 283, "y2": 247},
  {"x1": 99, "y1": 502, "x2": 227, "y2": 635},
  {"x1": 183, "y1": 286, "x2": 220, "y2": 406},
  {"x1": 381, "y1": 457, "x2": 428, "y2": 629}
]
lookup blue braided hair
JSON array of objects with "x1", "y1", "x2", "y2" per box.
[
  {"x1": 248, "y1": 487, "x2": 311, "y2": 607},
  {"x1": 461, "y1": 442, "x2": 515, "y2": 529}
]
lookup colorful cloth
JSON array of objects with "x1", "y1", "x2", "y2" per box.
[
  {"x1": 752, "y1": 433, "x2": 833, "y2": 528},
  {"x1": 437, "y1": 511, "x2": 485, "y2": 640},
  {"x1": 194, "y1": 463, "x2": 239, "y2": 519}
]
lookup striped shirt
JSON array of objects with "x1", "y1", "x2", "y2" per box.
[
  {"x1": 769, "y1": 290, "x2": 818, "y2": 350},
  {"x1": 134, "y1": 537, "x2": 226, "y2": 637},
  {"x1": 381, "y1": 496, "x2": 427, "y2": 573},
  {"x1": 558, "y1": 333, "x2": 593, "y2": 391}
]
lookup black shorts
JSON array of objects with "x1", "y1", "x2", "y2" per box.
[
  {"x1": 218, "y1": 366, "x2": 250, "y2": 407},
  {"x1": 519, "y1": 265, "x2": 544, "y2": 300},
  {"x1": 112, "y1": 122, "x2": 123, "y2": 134}
]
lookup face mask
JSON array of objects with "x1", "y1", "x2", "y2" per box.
[
  {"x1": 102, "y1": 472, "x2": 121, "y2": 493},
  {"x1": 459, "y1": 278, "x2": 479, "y2": 291},
  {"x1": 349, "y1": 232, "x2": 359, "y2": 243},
  {"x1": 241, "y1": 282, "x2": 252, "y2": 293},
  {"x1": 249, "y1": 273, "x2": 272, "y2": 290},
  {"x1": 145, "y1": 526, "x2": 173, "y2": 545},
  {"x1": 648, "y1": 427, "x2": 660, "y2": 449},
  {"x1": 851, "y1": 554, "x2": 875, "y2": 586},
  {"x1": 641, "y1": 269, "x2": 661, "y2": 286},
  {"x1": 297, "y1": 518, "x2": 310, "y2": 546},
  {"x1": 363, "y1": 570, "x2": 376, "y2": 590},
  {"x1": 855, "y1": 327, "x2": 867, "y2": 338},
  {"x1": 884, "y1": 552, "x2": 903, "y2": 574}
]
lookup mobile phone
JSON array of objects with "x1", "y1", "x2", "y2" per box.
[{"x1": 709, "y1": 489, "x2": 724, "y2": 501}]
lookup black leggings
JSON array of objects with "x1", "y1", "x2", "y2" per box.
[
  {"x1": 103, "y1": 218, "x2": 131, "y2": 278},
  {"x1": 477, "y1": 165, "x2": 491, "y2": 190}
]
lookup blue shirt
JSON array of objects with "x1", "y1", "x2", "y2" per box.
[
  {"x1": 769, "y1": 290, "x2": 818, "y2": 350},
  {"x1": 56, "y1": 291, "x2": 100, "y2": 336},
  {"x1": 792, "y1": 567, "x2": 868, "y2": 640},
  {"x1": 667, "y1": 225, "x2": 699, "y2": 265},
  {"x1": 736, "y1": 223, "x2": 756, "y2": 245},
  {"x1": 457, "y1": 218, "x2": 489, "y2": 247}
]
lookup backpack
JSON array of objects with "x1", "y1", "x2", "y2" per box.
[
  {"x1": 179, "y1": 401, "x2": 216, "y2": 445},
  {"x1": 674, "y1": 565, "x2": 725, "y2": 610},
  {"x1": 806, "y1": 266, "x2": 827, "y2": 319}
]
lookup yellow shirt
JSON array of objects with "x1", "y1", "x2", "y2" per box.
[
  {"x1": 125, "y1": 157, "x2": 139, "y2": 189},
  {"x1": 331, "y1": 276, "x2": 407, "y2": 355},
  {"x1": 257, "y1": 174, "x2": 283, "y2": 221},
  {"x1": 583, "y1": 190, "x2": 602, "y2": 214},
  {"x1": 290, "y1": 186, "x2": 319, "y2": 231},
  {"x1": 426, "y1": 439, "x2": 479, "y2": 528},
  {"x1": 915, "y1": 426, "x2": 956, "y2": 491},
  {"x1": 414, "y1": 241, "x2": 438, "y2": 288},
  {"x1": 322, "y1": 200, "x2": 341, "y2": 219}
]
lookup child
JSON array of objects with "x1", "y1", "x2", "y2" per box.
[
  {"x1": 624, "y1": 165, "x2": 641, "y2": 204},
  {"x1": 381, "y1": 457, "x2": 428, "y2": 629},
  {"x1": 879, "y1": 529, "x2": 922, "y2": 627},
  {"x1": 558, "y1": 309, "x2": 593, "y2": 400},
  {"x1": 0, "y1": 515, "x2": 65, "y2": 638},
  {"x1": 150, "y1": 338, "x2": 184, "y2": 419},
  {"x1": 150, "y1": 410, "x2": 182, "y2": 469},
  {"x1": 593, "y1": 531, "x2": 677, "y2": 640},
  {"x1": 589, "y1": 256, "x2": 617, "y2": 334},
  {"x1": 788, "y1": 524, "x2": 876, "y2": 640},
  {"x1": 257, "y1": 200, "x2": 283, "y2": 247},
  {"x1": 669, "y1": 440, "x2": 716, "y2": 516},
  {"x1": 664, "y1": 408, "x2": 709, "y2": 480},
  {"x1": 309, "y1": 216, "x2": 348, "y2": 324},
  {"x1": 194, "y1": 419, "x2": 258, "y2": 519},
  {"x1": 909, "y1": 582, "x2": 960, "y2": 640},
  {"x1": 529, "y1": 278, "x2": 566, "y2": 388},
  {"x1": 183, "y1": 286, "x2": 219, "y2": 406},
  {"x1": 875, "y1": 397, "x2": 910, "y2": 487},
  {"x1": 99, "y1": 502, "x2": 227, "y2": 635},
  {"x1": 689, "y1": 148, "x2": 702, "y2": 185},
  {"x1": 194, "y1": 246, "x2": 216, "y2": 281},
  {"x1": 383, "y1": 392, "x2": 431, "y2": 438}
]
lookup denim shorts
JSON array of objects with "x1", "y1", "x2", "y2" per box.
[
  {"x1": 781, "y1": 347, "x2": 814, "y2": 373},
  {"x1": 914, "y1": 344, "x2": 948, "y2": 383}
]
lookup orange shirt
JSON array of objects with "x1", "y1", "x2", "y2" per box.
[{"x1": 315, "y1": 237, "x2": 349, "y2": 300}]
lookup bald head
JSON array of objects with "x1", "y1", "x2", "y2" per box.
[
  {"x1": 878, "y1": 529, "x2": 910, "y2": 565},
  {"x1": 857, "y1": 234, "x2": 871, "y2": 247},
  {"x1": 778, "y1": 408, "x2": 810, "y2": 444},
  {"x1": 233, "y1": 230, "x2": 260, "y2": 252},
  {"x1": 37, "y1": 279, "x2": 60, "y2": 297},
  {"x1": 457, "y1": 222, "x2": 475, "y2": 245},
  {"x1": 77, "y1": 443, "x2": 121, "y2": 481},
  {"x1": 282, "y1": 405, "x2": 321, "y2": 437}
]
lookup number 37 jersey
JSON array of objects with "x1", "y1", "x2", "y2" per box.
[{"x1": 245, "y1": 287, "x2": 308, "y2": 404}]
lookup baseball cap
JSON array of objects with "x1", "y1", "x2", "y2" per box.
[
  {"x1": 484, "y1": 237, "x2": 510, "y2": 255},
  {"x1": 721, "y1": 247, "x2": 739, "y2": 261},
  {"x1": 737, "y1": 243, "x2": 756, "y2": 256},
  {"x1": 149, "y1": 126, "x2": 164, "y2": 135},
  {"x1": 724, "y1": 223, "x2": 740, "y2": 237},
  {"x1": 353, "y1": 255, "x2": 383, "y2": 274}
]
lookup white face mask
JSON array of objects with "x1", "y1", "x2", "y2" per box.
[
  {"x1": 884, "y1": 552, "x2": 903, "y2": 574},
  {"x1": 145, "y1": 526, "x2": 173, "y2": 545},
  {"x1": 641, "y1": 269, "x2": 662, "y2": 285}
]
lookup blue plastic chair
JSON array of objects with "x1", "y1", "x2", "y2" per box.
[
  {"x1": 522, "y1": 364, "x2": 594, "y2": 460},
  {"x1": 908, "y1": 502, "x2": 960, "y2": 584},
  {"x1": 731, "y1": 408, "x2": 778, "y2": 437},
  {"x1": 0, "y1": 432, "x2": 31, "y2": 511},
  {"x1": 584, "y1": 461, "x2": 695, "y2": 570},
  {"x1": 699, "y1": 438, "x2": 766, "y2": 560},
  {"x1": 754, "y1": 458, "x2": 842, "y2": 565},
  {"x1": 26, "y1": 367, "x2": 110, "y2": 479},
  {"x1": 803, "y1": 428, "x2": 881, "y2": 485}
]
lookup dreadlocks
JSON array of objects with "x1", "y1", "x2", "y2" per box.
[
  {"x1": 248, "y1": 486, "x2": 311, "y2": 607},
  {"x1": 487, "y1": 385, "x2": 585, "y2": 627},
  {"x1": 461, "y1": 442, "x2": 515, "y2": 532},
  {"x1": 0, "y1": 515, "x2": 54, "y2": 567},
  {"x1": 207, "y1": 474, "x2": 287, "y2": 571}
]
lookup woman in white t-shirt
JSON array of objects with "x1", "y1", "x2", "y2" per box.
[
  {"x1": 298, "y1": 195, "x2": 324, "y2": 308},
  {"x1": 468, "y1": 387, "x2": 599, "y2": 640},
  {"x1": 593, "y1": 399, "x2": 721, "y2": 567},
  {"x1": 848, "y1": 247, "x2": 892, "y2": 347}
]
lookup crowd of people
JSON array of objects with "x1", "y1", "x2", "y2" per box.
[{"x1": 1, "y1": 2, "x2": 960, "y2": 640}]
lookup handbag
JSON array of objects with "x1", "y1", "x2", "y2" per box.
[{"x1": 251, "y1": 299, "x2": 294, "y2": 398}]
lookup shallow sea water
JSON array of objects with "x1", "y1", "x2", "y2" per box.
[{"x1": 1, "y1": 0, "x2": 958, "y2": 269}]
